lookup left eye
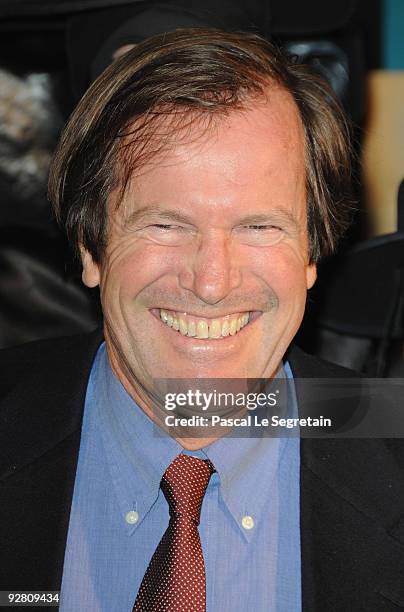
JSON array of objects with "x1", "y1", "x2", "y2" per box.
[
  {"x1": 150, "y1": 224, "x2": 179, "y2": 230},
  {"x1": 245, "y1": 225, "x2": 276, "y2": 230},
  {"x1": 235, "y1": 224, "x2": 284, "y2": 246},
  {"x1": 242, "y1": 225, "x2": 283, "y2": 234}
]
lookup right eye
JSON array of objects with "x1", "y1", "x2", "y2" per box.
[{"x1": 143, "y1": 224, "x2": 193, "y2": 246}]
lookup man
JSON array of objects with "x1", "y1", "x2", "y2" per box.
[{"x1": 1, "y1": 29, "x2": 404, "y2": 611}]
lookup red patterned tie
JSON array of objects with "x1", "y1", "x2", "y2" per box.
[{"x1": 133, "y1": 453, "x2": 215, "y2": 612}]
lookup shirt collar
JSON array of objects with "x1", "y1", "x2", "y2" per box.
[
  {"x1": 185, "y1": 362, "x2": 297, "y2": 541},
  {"x1": 93, "y1": 344, "x2": 181, "y2": 534},
  {"x1": 93, "y1": 343, "x2": 296, "y2": 540}
]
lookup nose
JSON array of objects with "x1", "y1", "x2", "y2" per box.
[{"x1": 179, "y1": 231, "x2": 242, "y2": 305}]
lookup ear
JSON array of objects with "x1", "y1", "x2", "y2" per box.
[
  {"x1": 306, "y1": 263, "x2": 317, "y2": 290},
  {"x1": 80, "y1": 246, "x2": 101, "y2": 288}
]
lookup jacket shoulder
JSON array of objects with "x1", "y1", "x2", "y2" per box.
[
  {"x1": 286, "y1": 343, "x2": 363, "y2": 379},
  {"x1": 0, "y1": 330, "x2": 103, "y2": 398}
]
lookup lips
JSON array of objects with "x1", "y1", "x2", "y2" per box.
[{"x1": 158, "y1": 308, "x2": 253, "y2": 339}]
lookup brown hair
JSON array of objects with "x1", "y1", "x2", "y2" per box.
[{"x1": 49, "y1": 28, "x2": 354, "y2": 265}]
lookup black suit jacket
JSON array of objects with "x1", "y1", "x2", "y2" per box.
[{"x1": 1, "y1": 330, "x2": 404, "y2": 611}]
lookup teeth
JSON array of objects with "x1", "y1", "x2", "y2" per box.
[
  {"x1": 179, "y1": 318, "x2": 188, "y2": 336},
  {"x1": 209, "y1": 320, "x2": 221, "y2": 339},
  {"x1": 161, "y1": 310, "x2": 169, "y2": 323},
  {"x1": 221, "y1": 320, "x2": 230, "y2": 336},
  {"x1": 188, "y1": 320, "x2": 196, "y2": 337},
  {"x1": 197, "y1": 321, "x2": 209, "y2": 339},
  {"x1": 159, "y1": 309, "x2": 251, "y2": 339},
  {"x1": 229, "y1": 319, "x2": 238, "y2": 336}
]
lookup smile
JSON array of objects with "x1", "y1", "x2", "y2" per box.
[{"x1": 157, "y1": 308, "x2": 257, "y2": 339}]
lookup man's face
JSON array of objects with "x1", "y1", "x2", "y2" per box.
[{"x1": 82, "y1": 88, "x2": 316, "y2": 400}]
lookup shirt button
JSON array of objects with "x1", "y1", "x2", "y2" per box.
[
  {"x1": 241, "y1": 515, "x2": 254, "y2": 530},
  {"x1": 125, "y1": 510, "x2": 139, "y2": 525}
]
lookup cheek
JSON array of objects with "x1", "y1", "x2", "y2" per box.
[
  {"x1": 101, "y1": 243, "x2": 182, "y2": 302},
  {"x1": 251, "y1": 246, "x2": 310, "y2": 301}
]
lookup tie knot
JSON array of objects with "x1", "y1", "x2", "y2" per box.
[{"x1": 161, "y1": 454, "x2": 215, "y2": 525}]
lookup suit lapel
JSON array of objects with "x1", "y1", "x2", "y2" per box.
[
  {"x1": 287, "y1": 345, "x2": 404, "y2": 610},
  {"x1": 0, "y1": 329, "x2": 103, "y2": 591}
]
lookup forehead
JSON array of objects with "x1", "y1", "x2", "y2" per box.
[{"x1": 115, "y1": 87, "x2": 306, "y2": 215}]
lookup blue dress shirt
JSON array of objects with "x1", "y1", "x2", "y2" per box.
[{"x1": 60, "y1": 343, "x2": 301, "y2": 611}]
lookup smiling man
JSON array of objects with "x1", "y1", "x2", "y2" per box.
[
  {"x1": 1, "y1": 29, "x2": 404, "y2": 612},
  {"x1": 81, "y1": 90, "x2": 316, "y2": 445}
]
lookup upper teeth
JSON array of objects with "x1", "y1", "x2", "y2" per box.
[{"x1": 159, "y1": 309, "x2": 250, "y2": 339}]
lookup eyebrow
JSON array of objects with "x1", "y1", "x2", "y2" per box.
[{"x1": 124, "y1": 205, "x2": 301, "y2": 229}]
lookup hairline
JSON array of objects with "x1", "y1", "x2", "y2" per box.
[{"x1": 108, "y1": 84, "x2": 308, "y2": 222}]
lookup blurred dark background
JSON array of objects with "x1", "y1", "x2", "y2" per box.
[{"x1": 0, "y1": 0, "x2": 403, "y2": 376}]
